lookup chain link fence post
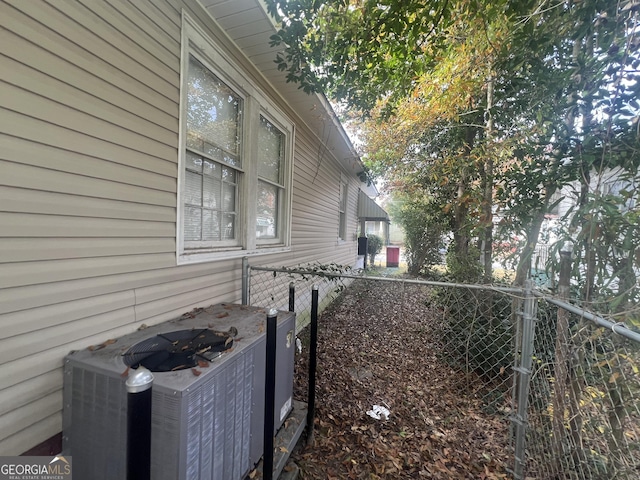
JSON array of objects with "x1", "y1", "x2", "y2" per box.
[
  {"x1": 242, "y1": 256, "x2": 250, "y2": 305},
  {"x1": 513, "y1": 280, "x2": 537, "y2": 479}
]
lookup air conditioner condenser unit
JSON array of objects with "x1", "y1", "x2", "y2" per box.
[{"x1": 62, "y1": 303, "x2": 295, "y2": 480}]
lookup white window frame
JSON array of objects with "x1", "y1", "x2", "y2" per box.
[
  {"x1": 256, "y1": 112, "x2": 292, "y2": 247},
  {"x1": 338, "y1": 174, "x2": 348, "y2": 242},
  {"x1": 177, "y1": 13, "x2": 293, "y2": 265}
]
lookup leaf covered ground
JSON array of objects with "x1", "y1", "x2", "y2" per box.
[{"x1": 290, "y1": 279, "x2": 512, "y2": 479}]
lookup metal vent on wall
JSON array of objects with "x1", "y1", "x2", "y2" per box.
[{"x1": 62, "y1": 304, "x2": 295, "y2": 480}]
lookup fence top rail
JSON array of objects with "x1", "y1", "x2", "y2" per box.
[
  {"x1": 534, "y1": 291, "x2": 640, "y2": 344},
  {"x1": 248, "y1": 264, "x2": 524, "y2": 294},
  {"x1": 250, "y1": 263, "x2": 640, "y2": 343}
]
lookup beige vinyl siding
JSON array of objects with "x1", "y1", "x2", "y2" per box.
[
  {"x1": 0, "y1": 187, "x2": 174, "y2": 222},
  {"x1": 1, "y1": 3, "x2": 178, "y2": 117},
  {"x1": 0, "y1": 238, "x2": 175, "y2": 263},
  {"x1": 1, "y1": 161, "x2": 175, "y2": 206},
  {"x1": 0, "y1": 0, "x2": 360, "y2": 455},
  {"x1": 0, "y1": 30, "x2": 177, "y2": 132}
]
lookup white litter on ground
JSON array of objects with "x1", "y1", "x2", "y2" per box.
[{"x1": 366, "y1": 405, "x2": 390, "y2": 421}]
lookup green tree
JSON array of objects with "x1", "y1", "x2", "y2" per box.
[
  {"x1": 265, "y1": 0, "x2": 453, "y2": 111},
  {"x1": 388, "y1": 194, "x2": 446, "y2": 275},
  {"x1": 267, "y1": 0, "x2": 639, "y2": 288}
]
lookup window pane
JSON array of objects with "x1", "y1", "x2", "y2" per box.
[
  {"x1": 184, "y1": 206, "x2": 201, "y2": 241},
  {"x1": 203, "y1": 159, "x2": 218, "y2": 177},
  {"x1": 184, "y1": 150, "x2": 237, "y2": 244},
  {"x1": 258, "y1": 116, "x2": 283, "y2": 184},
  {"x1": 256, "y1": 180, "x2": 278, "y2": 239},
  {"x1": 222, "y1": 166, "x2": 236, "y2": 183},
  {"x1": 185, "y1": 171, "x2": 202, "y2": 207},
  {"x1": 202, "y1": 210, "x2": 219, "y2": 241},
  {"x1": 223, "y1": 183, "x2": 235, "y2": 212},
  {"x1": 221, "y1": 214, "x2": 235, "y2": 240},
  {"x1": 203, "y1": 176, "x2": 220, "y2": 209},
  {"x1": 187, "y1": 56, "x2": 242, "y2": 162},
  {"x1": 186, "y1": 151, "x2": 203, "y2": 173}
]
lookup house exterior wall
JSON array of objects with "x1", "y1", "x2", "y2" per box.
[{"x1": 0, "y1": 0, "x2": 361, "y2": 455}]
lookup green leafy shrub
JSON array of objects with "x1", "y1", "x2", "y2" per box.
[
  {"x1": 366, "y1": 234, "x2": 384, "y2": 267},
  {"x1": 388, "y1": 195, "x2": 445, "y2": 275}
]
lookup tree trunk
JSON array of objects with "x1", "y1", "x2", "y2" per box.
[
  {"x1": 514, "y1": 182, "x2": 554, "y2": 287},
  {"x1": 482, "y1": 72, "x2": 495, "y2": 284},
  {"x1": 451, "y1": 125, "x2": 476, "y2": 272},
  {"x1": 552, "y1": 250, "x2": 571, "y2": 474},
  {"x1": 514, "y1": 210, "x2": 546, "y2": 287}
]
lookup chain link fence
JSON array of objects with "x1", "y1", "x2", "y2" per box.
[
  {"x1": 526, "y1": 295, "x2": 640, "y2": 479},
  {"x1": 243, "y1": 261, "x2": 640, "y2": 479}
]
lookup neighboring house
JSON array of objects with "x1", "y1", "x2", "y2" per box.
[
  {"x1": 357, "y1": 190, "x2": 390, "y2": 244},
  {"x1": 0, "y1": 0, "x2": 377, "y2": 455},
  {"x1": 531, "y1": 167, "x2": 637, "y2": 270}
]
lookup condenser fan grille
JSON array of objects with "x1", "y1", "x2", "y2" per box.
[{"x1": 122, "y1": 328, "x2": 234, "y2": 372}]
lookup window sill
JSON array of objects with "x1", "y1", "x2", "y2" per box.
[{"x1": 177, "y1": 245, "x2": 292, "y2": 265}]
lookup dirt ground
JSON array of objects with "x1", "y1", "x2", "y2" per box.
[{"x1": 289, "y1": 278, "x2": 512, "y2": 479}]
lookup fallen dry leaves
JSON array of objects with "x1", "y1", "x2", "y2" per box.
[{"x1": 291, "y1": 279, "x2": 511, "y2": 479}]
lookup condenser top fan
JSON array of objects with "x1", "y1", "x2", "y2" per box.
[{"x1": 122, "y1": 328, "x2": 235, "y2": 372}]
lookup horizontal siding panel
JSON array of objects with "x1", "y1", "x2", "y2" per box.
[
  {"x1": 135, "y1": 294, "x2": 244, "y2": 330},
  {"x1": 0, "y1": 403, "x2": 61, "y2": 455},
  {"x1": 0, "y1": 253, "x2": 176, "y2": 289},
  {"x1": 134, "y1": 281, "x2": 240, "y2": 322},
  {"x1": 0, "y1": 237, "x2": 175, "y2": 263},
  {"x1": 125, "y1": 1, "x2": 181, "y2": 44},
  {"x1": 0, "y1": 261, "x2": 242, "y2": 315},
  {"x1": 292, "y1": 207, "x2": 337, "y2": 226},
  {"x1": 0, "y1": 82, "x2": 176, "y2": 161},
  {"x1": 0, "y1": 212, "x2": 174, "y2": 238},
  {"x1": 0, "y1": 111, "x2": 177, "y2": 177},
  {"x1": 0, "y1": 320, "x2": 152, "y2": 391},
  {"x1": 0, "y1": 28, "x2": 177, "y2": 132},
  {"x1": 0, "y1": 370, "x2": 62, "y2": 418},
  {"x1": 134, "y1": 270, "x2": 238, "y2": 305},
  {"x1": 5, "y1": 0, "x2": 177, "y2": 101},
  {"x1": 76, "y1": 0, "x2": 180, "y2": 72},
  {"x1": 0, "y1": 307, "x2": 135, "y2": 365},
  {"x1": 0, "y1": 8, "x2": 177, "y2": 119},
  {"x1": 291, "y1": 244, "x2": 353, "y2": 260},
  {"x1": 293, "y1": 178, "x2": 340, "y2": 204},
  {"x1": 289, "y1": 249, "x2": 357, "y2": 268},
  {"x1": 0, "y1": 58, "x2": 177, "y2": 148},
  {"x1": 1, "y1": 291, "x2": 135, "y2": 340},
  {"x1": 1, "y1": 159, "x2": 176, "y2": 205},
  {"x1": 146, "y1": 0, "x2": 182, "y2": 29},
  {"x1": 293, "y1": 185, "x2": 339, "y2": 210},
  {"x1": 0, "y1": 187, "x2": 175, "y2": 223},
  {"x1": 0, "y1": 392, "x2": 61, "y2": 442},
  {"x1": 0, "y1": 135, "x2": 176, "y2": 192}
]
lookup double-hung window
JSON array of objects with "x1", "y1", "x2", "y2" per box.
[
  {"x1": 338, "y1": 176, "x2": 348, "y2": 241},
  {"x1": 178, "y1": 15, "x2": 292, "y2": 264},
  {"x1": 256, "y1": 116, "x2": 285, "y2": 242}
]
